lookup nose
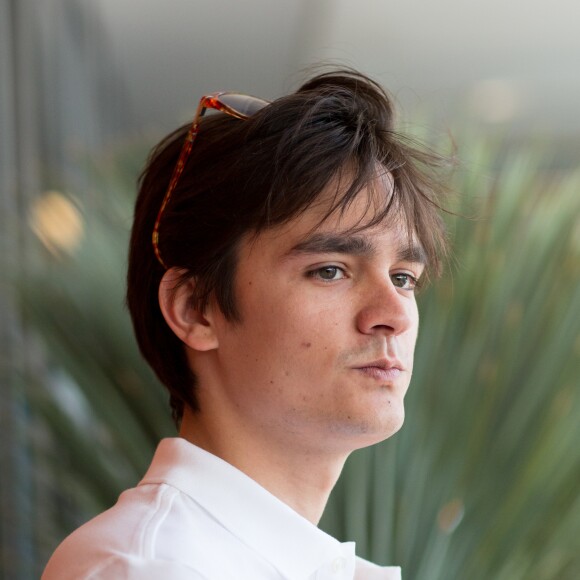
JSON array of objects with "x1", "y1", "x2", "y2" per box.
[{"x1": 355, "y1": 276, "x2": 418, "y2": 336}]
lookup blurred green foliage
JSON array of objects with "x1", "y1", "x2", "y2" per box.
[{"x1": 20, "y1": 135, "x2": 580, "y2": 579}]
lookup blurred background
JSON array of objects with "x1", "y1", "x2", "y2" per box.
[{"x1": 1, "y1": 0, "x2": 579, "y2": 578}]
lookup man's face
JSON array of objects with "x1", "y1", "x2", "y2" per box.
[{"x1": 201, "y1": 185, "x2": 424, "y2": 455}]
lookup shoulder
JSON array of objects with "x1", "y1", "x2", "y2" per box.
[
  {"x1": 42, "y1": 483, "x2": 190, "y2": 579},
  {"x1": 43, "y1": 553, "x2": 209, "y2": 580},
  {"x1": 41, "y1": 479, "x2": 277, "y2": 579}
]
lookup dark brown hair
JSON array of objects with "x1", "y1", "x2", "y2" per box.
[{"x1": 127, "y1": 69, "x2": 451, "y2": 425}]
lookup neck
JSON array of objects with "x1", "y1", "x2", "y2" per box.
[{"x1": 179, "y1": 406, "x2": 348, "y2": 524}]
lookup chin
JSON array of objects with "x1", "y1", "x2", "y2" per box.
[
  {"x1": 365, "y1": 421, "x2": 404, "y2": 448},
  {"x1": 342, "y1": 405, "x2": 406, "y2": 450}
]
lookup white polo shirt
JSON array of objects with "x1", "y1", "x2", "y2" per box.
[{"x1": 43, "y1": 438, "x2": 401, "y2": 579}]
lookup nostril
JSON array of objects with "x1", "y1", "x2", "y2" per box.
[{"x1": 356, "y1": 295, "x2": 417, "y2": 337}]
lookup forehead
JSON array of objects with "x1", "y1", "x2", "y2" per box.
[{"x1": 246, "y1": 179, "x2": 424, "y2": 262}]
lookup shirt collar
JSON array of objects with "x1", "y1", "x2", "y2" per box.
[{"x1": 139, "y1": 437, "x2": 356, "y2": 579}]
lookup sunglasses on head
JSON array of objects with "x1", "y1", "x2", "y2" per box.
[{"x1": 152, "y1": 92, "x2": 270, "y2": 268}]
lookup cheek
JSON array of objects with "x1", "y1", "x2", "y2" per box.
[{"x1": 248, "y1": 301, "x2": 338, "y2": 377}]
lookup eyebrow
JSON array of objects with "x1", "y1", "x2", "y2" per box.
[
  {"x1": 287, "y1": 232, "x2": 427, "y2": 265},
  {"x1": 396, "y1": 243, "x2": 427, "y2": 265},
  {"x1": 289, "y1": 233, "x2": 374, "y2": 256}
]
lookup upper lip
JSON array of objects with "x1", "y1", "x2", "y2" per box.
[{"x1": 353, "y1": 358, "x2": 405, "y2": 371}]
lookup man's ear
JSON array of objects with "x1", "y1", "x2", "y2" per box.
[{"x1": 158, "y1": 268, "x2": 219, "y2": 352}]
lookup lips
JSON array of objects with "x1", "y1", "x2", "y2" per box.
[{"x1": 352, "y1": 359, "x2": 405, "y2": 382}]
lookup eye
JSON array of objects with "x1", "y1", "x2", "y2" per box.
[
  {"x1": 391, "y1": 272, "x2": 420, "y2": 291},
  {"x1": 308, "y1": 266, "x2": 347, "y2": 282}
]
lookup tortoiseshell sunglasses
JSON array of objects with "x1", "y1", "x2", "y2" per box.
[{"x1": 152, "y1": 92, "x2": 270, "y2": 268}]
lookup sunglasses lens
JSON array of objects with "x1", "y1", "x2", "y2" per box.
[{"x1": 219, "y1": 93, "x2": 269, "y2": 117}]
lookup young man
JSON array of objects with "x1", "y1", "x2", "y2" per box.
[{"x1": 43, "y1": 70, "x2": 448, "y2": 579}]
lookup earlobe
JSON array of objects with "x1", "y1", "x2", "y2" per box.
[{"x1": 158, "y1": 268, "x2": 219, "y2": 352}]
